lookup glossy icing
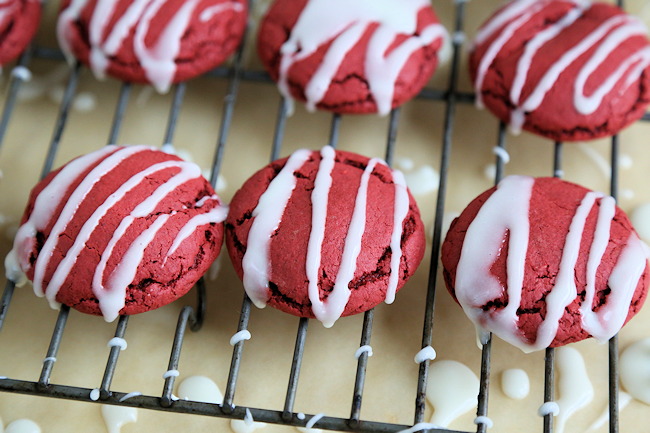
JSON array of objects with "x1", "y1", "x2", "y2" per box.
[
  {"x1": 57, "y1": 0, "x2": 244, "y2": 92},
  {"x1": 500, "y1": 368, "x2": 530, "y2": 400},
  {"x1": 454, "y1": 175, "x2": 648, "y2": 352},
  {"x1": 241, "y1": 147, "x2": 411, "y2": 327},
  {"x1": 276, "y1": 0, "x2": 446, "y2": 115},
  {"x1": 473, "y1": 0, "x2": 650, "y2": 133},
  {"x1": 555, "y1": 347, "x2": 593, "y2": 433},
  {"x1": 425, "y1": 360, "x2": 479, "y2": 428},
  {"x1": 101, "y1": 405, "x2": 137, "y2": 433}
]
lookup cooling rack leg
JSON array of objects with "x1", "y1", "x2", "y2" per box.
[
  {"x1": 0, "y1": 49, "x2": 33, "y2": 152},
  {"x1": 99, "y1": 315, "x2": 130, "y2": 400},
  {"x1": 0, "y1": 281, "x2": 16, "y2": 331},
  {"x1": 161, "y1": 306, "x2": 195, "y2": 407},
  {"x1": 222, "y1": 296, "x2": 252, "y2": 414},
  {"x1": 270, "y1": 98, "x2": 290, "y2": 161},
  {"x1": 349, "y1": 309, "x2": 374, "y2": 427},
  {"x1": 476, "y1": 337, "x2": 492, "y2": 433},
  {"x1": 543, "y1": 347, "x2": 555, "y2": 433},
  {"x1": 106, "y1": 83, "x2": 132, "y2": 146},
  {"x1": 384, "y1": 109, "x2": 401, "y2": 166},
  {"x1": 282, "y1": 317, "x2": 309, "y2": 422}
]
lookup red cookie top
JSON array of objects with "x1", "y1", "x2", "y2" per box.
[
  {"x1": 57, "y1": 0, "x2": 248, "y2": 93},
  {"x1": 441, "y1": 176, "x2": 649, "y2": 352},
  {"x1": 257, "y1": 0, "x2": 447, "y2": 115},
  {"x1": 6, "y1": 145, "x2": 226, "y2": 321},
  {"x1": 469, "y1": 0, "x2": 650, "y2": 141},
  {"x1": 0, "y1": 0, "x2": 41, "y2": 66},
  {"x1": 225, "y1": 147, "x2": 426, "y2": 327}
]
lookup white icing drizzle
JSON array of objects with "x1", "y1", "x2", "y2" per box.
[
  {"x1": 587, "y1": 391, "x2": 632, "y2": 431},
  {"x1": 57, "y1": 0, "x2": 244, "y2": 93},
  {"x1": 11, "y1": 66, "x2": 32, "y2": 82},
  {"x1": 474, "y1": 416, "x2": 493, "y2": 428},
  {"x1": 177, "y1": 376, "x2": 223, "y2": 404},
  {"x1": 4, "y1": 248, "x2": 27, "y2": 287},
  {"x1": 101, "y1": 404, "x2": 138, "y2": 433},
  {"x1": 163, "y1": 369, "x2": 180, "y2": 379},
  {"x1": 491, "y1": 146, "x2": 510, "y2": 164},
  {"x1": 43, "y1": 356, "x2": 56, "y2": 363},
  {"x1": 500, "y1": 368, "x2": 530, "y2": 400},
  {"x1": 413, "y1": 345, "x2": 436, "y2": 363},
  {"x1": 620, "y1": 338, "x2": 650, "y2": 404},
  {"x1": 538, "y1": 401, "x2": 560, "y2": 417},
  {"x1": 230, "y1": 330, "x2": 252, "y2": 346},
  {"x1": 166, "y1": 203, "x2": 228, "y2": 258},
  {"x1": 554, "y1": 347, "x2": 594, "y2": 433},
  {"x1": 243, "y1": 147, "x2": 410, "y2": 327},
  {"x1": 243, "y1": 149, "x2": 312, "y2": 308},
  {"x1": 297, "y1": 413, "x2": 306, "y2": 420},
  {"x1": 276, "y1": 0, "x2": 446, "y2": 115},
  {"x1": 108, "y1": 337, "x2": 128, "y2": 351},
  {"x1": 634, "y1": 203, "x2": 650, "y2": 242},
  {"x1": 305, "y1": 413, "x2": 325, "y2": 429},
  {"x1": 473, "y1": 0, "x2": 650, "y2": 131},
  {"x1": 354, "y1": 345, "x2": 373, "y2": 359},
  {"x1": 90, "y1": 388, "x2": 100, "y2": 401},
  {"x1": 426, "y1": 360, "x2": 479, "y2": 428},
  {"x1": 118, "y1": 391, "x2": 142, "y2": 402},
  {"x1": 454, "y1": 175, "x2": 647, "y2": 352}
]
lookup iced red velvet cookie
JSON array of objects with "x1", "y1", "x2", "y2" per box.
[
  {"x1": 257, "y1": 0, "x2": 447, "y2": 115},
  {"x1": 57, "y1": 0, "x2": 247, "y2": 93},
  {"x1": 225, "y1": 147, "x2": 426, "y2": 327},
  {"x1": 470, "y1": 0, "x2": 650, "y2": 141},
  {"x1": 0, "y1": 0, "x2": 41, "y2": 66},
  {"x1": 5, "y1": 145, "x2": 227, "y2": 321},
  {"x1": 441, "y1": 176, "x2": 649, "y2": 352}
]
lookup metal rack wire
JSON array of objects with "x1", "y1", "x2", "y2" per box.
[{"x1": 0, "y1": 1, "x2": 648, "y2": 432}]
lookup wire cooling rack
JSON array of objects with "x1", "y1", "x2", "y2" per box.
[{"x1": 0, "y1": 1, "x2": 648, "y2": 432}]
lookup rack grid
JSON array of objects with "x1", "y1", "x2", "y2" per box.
[{"x1": 0, "y1": 1, "x2": 648, "y2": 432}]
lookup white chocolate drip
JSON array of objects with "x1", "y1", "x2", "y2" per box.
[
  {"x1": 230, "y1": 330, "x2": 252, "y2": 346},
  {"x1": 277, "y1": 0, "x2": 446, "y2": 115},
  {"x1": 101, "y1": 405, "x2": 138, "y2": 433},
  {"x1": 118, "y1": 391, "x2": 143, "y2": 402},
  {"x1": 500, "y1": 368, "x2": 530, "y2": 400},
  {"x1": 57, "y1": 0, "x2": 244, "y2": 93},
  {"x1": 177, "y1": 376, "x2": 223, "y2": 404},
  {"x1": 425, "y1": 360, "x2": 479, "y2": 428},
  {"x1": 454, "y1": 175, "x2": 648, "y2": 352},
  {"x1": 8, "y1": 145, "x2": 225, "y2": 322},
  {"x1": 243, "y1": 147, "x2": 409, "y2": 327},
  {"x1": 474, "y1": 0, "x2": 650, "y2": 131},
  {"x1": 554, "y1": 347, "x2": 594, "y2": 433}
]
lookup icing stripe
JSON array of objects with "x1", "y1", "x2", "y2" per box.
[
  {"x1": 385, "y1": 169, "x2": 409, "y2": 304},
  {"x1": 166, "y1": 204, "x2": 229, "y2": 258},
  {"x1": 242, "y1": 149, "x2": 312, "y2": 308}
]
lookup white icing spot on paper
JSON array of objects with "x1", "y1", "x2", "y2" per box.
[
  {"x1": 620, "y1": 338, "x2": 650, "y2": 404},
  {"x1": 101, "y1": 405, "x2": 138, "y2": 433},
  {"x1": 483, "y1": 163, "x2": 497, "y2": 181},
  {"x1": 587, "y1": 391, "x2": 632, "y2": 431},
  {"x1": 108, "y1": 337, "x2": 127, "y2": 351},
  {"x1": 177, "y1": 376, "x2": 223, "y2": 404},
  {"x1": 500, "y1": 368, "x2": 529, "y2": 400},
  {"x1": 230, "y1": 330, "x2": 252, "y2": 346},
  {"x1": 395, "y1": 156, "x2": 415, "y2": 172},
  {"x1": 426, "y1": 360, "x2": 479, "y2": 427},
  {"x1": 631, "y1": 203, "x2": 650, "y2": 242},
  {"x1": 619, "y1": 153, "x2": 633, "y2": 169},
  {"x1": 396, "y1": 422, "x2": 442, "y2": 433},
  {"x1": 354, "y1": 345, "x2": 373, "y2": 359},
  {"x1": 414, "y1": 346, "x2": 436, "y2": 363},
  {"x1": 90, "y1": 388, "x2": 101, "y2": 401},
  {"x1": 230, "y1": 409, "x2": 267, "y2": 433},
  {"x1": 403, "y1": 165, "x2": 439, "y2": 196},
  {"x1": 5, "y1": 419, "x2": 41, "y2": 433},
  {"x1": 538, "y1": 402, "x2": 560, "y2": 417},
  {"x1": 73, "y1": 91, "x2": 97, "y2": 112},
  {"x1": 554, "y1": 347, "x2": 593, "y2": 433},
  {"x1": 296, "y1": 427, "x2": 323, "y2": 433}
]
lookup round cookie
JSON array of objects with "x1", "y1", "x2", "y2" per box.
[
  {"x1": 225, "y1": 146, "x2": 426, "y2": 327},
  {"x1": 0, "y1": 0, "x2": 41, "y2": 66},
  {"x1": 441, "y1": 176, "x2": 649, "y2": 352},
  {"x1": 57, "y1": 0, "x2": 248, "y2": 93},
  {"x1": 5, "y1": 145, "x2": 227, "y2": 321},
  {"x1": 469, "y1": 0, "x2": 650, "y2": 141},
  {"x1": 257, "y1": 0, "x2": 447, "y2": 115}
]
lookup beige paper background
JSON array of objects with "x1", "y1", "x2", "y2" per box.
[{"x1": 0, "y1": 1, "x2": 649, "y2": 432}]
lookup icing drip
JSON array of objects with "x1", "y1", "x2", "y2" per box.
[
  {"x1": 242, "y1": 149, "x2": 312, "y2": 308},
  {"x1": 4, "y1": 419, "x2": 42, "y2": 433},
  {"x1": 306, "y1": 413, "x2": 325, "y2": 429},
  {"x1": 500, "y1": 368, "x2": 530, "y2": 400},
  {"x1": 277, "y1": 0, "x2": 446, "y2": 115},
  {"x1": 554, "y1": 347, "x2": 594, "y2": 433},
  {"x1": 8, "y1": 145, "x2": 224, "y2": 322},
  {"x1": 57, "y1": 0, "x2": 244, "y2": 93},
  {"x1": 229, "y1": 330, "x2": 252, "y2": 345},
  {"x1": 620, "y1": 338, "x2": 650, "y2": 404},
  {"x1": 473, "y1": 0, "x2": 650, "y2": 131},
  {"x1": 177, "y1": 376, "x2": 223, "y2": 404},
  {"x1": 101, "y1": 405, "x2": 138, "y2": 433},
  {"x1": 454, "y1": 175, "x2": 648, "y2": 352},
  {"x1": 243, "y1": 147, "x2": 410, "y2": 327},
  {"x1": 118, "y1": 391, "x2": 143, "y2": 402},
  {"x1": 425, "y1": 360, "x2": 479, "y2": 428},
  {"x1": 354, "y1": 345, "x2": 373, "y2": 359}
]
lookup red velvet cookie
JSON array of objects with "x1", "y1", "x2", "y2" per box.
[
  {"x1": 441, "y1": 176, "x2": 649, "y2": 352},
  {"x1": 57, "y1": 0, "x2": 247, "y2": 93},
  {"x1": 6, "y1": 145, "x2": 226, "y2": 321},
  {"x1": 257, "y1": 0, "x2": 447, "y2": 115},
  {"x1": 470, "y1": 0, "x2": 650, "y2": 141},
  {"x1": 0, "y1": 0, "x2": 41, "y2": 66},
  {"x1": 225, "y1": 147, "x2": 426, "y2": 327}
]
